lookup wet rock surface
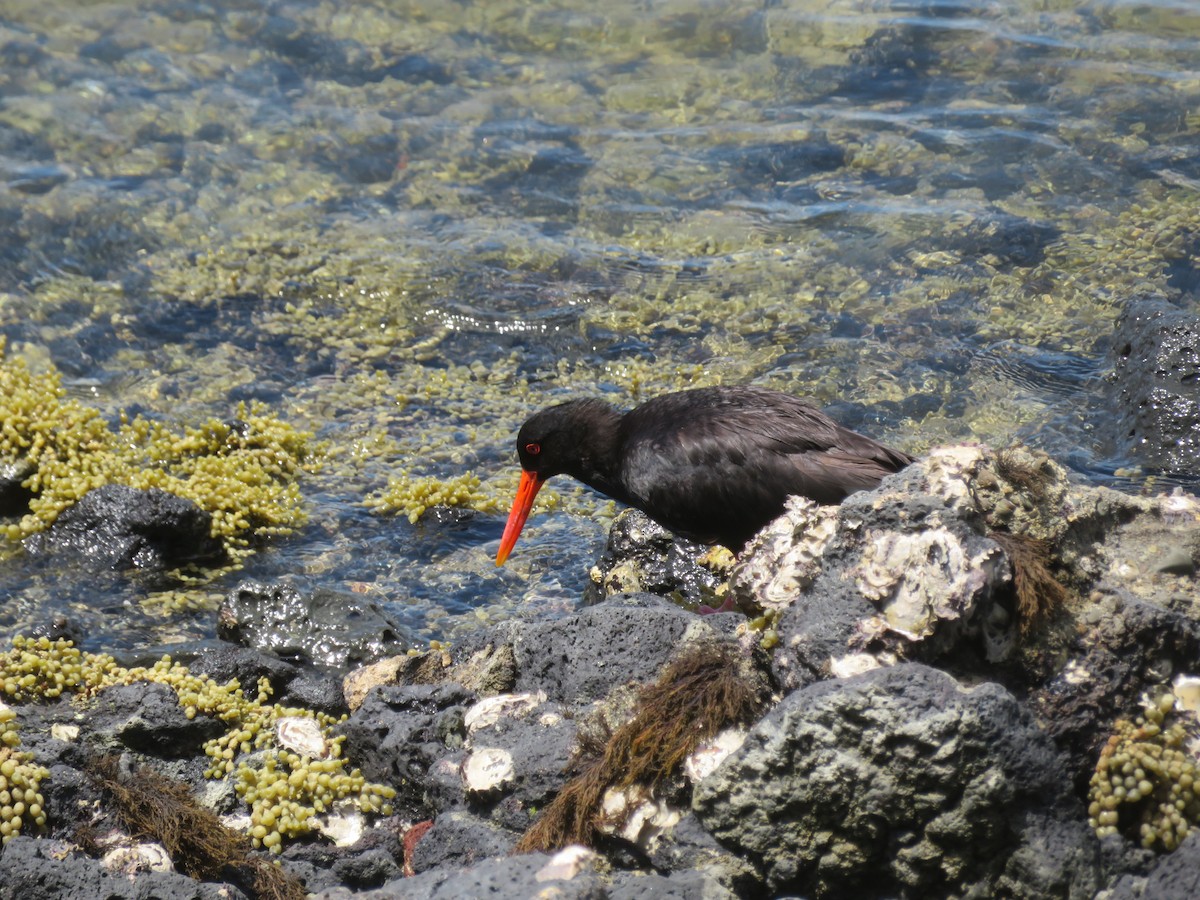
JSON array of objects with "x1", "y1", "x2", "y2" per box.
[
  {"x1": 1107, "y1": 297, "x2": 1200, "y2": 475},
  {"x1": 3, "y1": 443, "x2": 1200, "y2": 898},
  {"x1": 22, "y1": 484, "x2": 225, "y2": 570},
  {"x1": 218, "y1": 579, "x2": 416, "y2": 669}
]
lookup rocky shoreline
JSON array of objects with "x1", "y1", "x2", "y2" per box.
[{"x1": 2, "y1": 442, "x2": 1200, "y2": 899}]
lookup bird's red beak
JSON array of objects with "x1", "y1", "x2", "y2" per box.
[{"x1": 496, "y1": 470, "x2": 546, "y2": 566}]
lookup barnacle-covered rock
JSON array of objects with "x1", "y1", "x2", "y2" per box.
[
  {"x1": 731, "y1": 497, "x2": 838, "y2": 613},
  {"x1": 854, "y1": 526, "x2": 1005, "y2": 642}
]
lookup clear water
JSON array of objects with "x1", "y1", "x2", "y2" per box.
[{"x1": 1, "y1": 0, "x2": 1197, "y2": 653}]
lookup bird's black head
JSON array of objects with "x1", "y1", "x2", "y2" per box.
[{"x1": 515, "y1": 398, "x2": 620, "y2": 480}]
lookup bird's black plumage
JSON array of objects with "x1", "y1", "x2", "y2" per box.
[{"x1": 497, "y1": 386, "x2": 913, "y2": 563}]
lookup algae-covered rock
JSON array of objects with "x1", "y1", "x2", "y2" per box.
[{"x1": 0, "y1": 344, "x2": 315, "y2": 567}]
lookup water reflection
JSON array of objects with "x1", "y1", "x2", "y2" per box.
[{"x1": 0, "y1": 0, "x2": 1197, "y2": 649}]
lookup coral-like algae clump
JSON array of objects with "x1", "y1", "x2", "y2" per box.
[
  {"x1": 0, "y1": 636, "x2": 117, "y2": 701},
  {"x1": 236, "y1": 742, "x2": 395, "y2": 852},
  {"x1": 0, "y1": 705, "x2": 49, "y2": 845},
  {"x1": 364, "y1": 469, "x2": 495, "y2": 523},
  {"x1": 1088, "y1": 692, "x2": 1200, "y2": 852},
  {"x1": 0, "y1": 636, "x2": 396, "y2": 855},
  {"x1": 0, "y1": 340, "x2": 316, "y2": 559}
]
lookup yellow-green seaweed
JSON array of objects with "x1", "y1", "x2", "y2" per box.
[
  {"x1": 0, "y1": 635, "x2": 397, "y2": 854},
  {"x1": 0, "y1": 706, "x2": 49, "y2": 845},
  {"x1": 0, "y1": 341, "x2": 316, "y2": 561},
  {"x1": 1088, "y1": 692, "x2": 1200, "y2": 852}
]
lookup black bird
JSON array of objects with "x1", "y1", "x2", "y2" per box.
[{"x1": 496, "y1": 385, "x2": 913, "y2": 565}]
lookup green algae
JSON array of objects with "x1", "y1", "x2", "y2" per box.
[
  {"x1": 0, "y1": 340, "x2": 315, "y2": 560},
  {"x1": 1089, "y1": 691, "x2": 1200, "y2": 852},
  {"x1": 0, "y1": 706, "x2": 48, "y2": 846},
  {"x1": 0, "y1": 635, "x2": 395, "y2": 854}
]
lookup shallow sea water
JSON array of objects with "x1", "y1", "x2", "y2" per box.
[{"x1": 1, "y1": 0, "x2": 1198, "y2": 652}]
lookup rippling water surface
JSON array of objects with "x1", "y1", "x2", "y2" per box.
[{"x1": 1, "y1": 0, "x2": 1198, "y2": 652}]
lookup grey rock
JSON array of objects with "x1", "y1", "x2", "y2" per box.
[
  {"x1": 693, "y1": 663, "x2": 1099, "y2": 898},
  {"x1": 339, "y1": 682, "x2": 475, "y2": 804},
  {"x1": 311, "y1": 850, "x2": 607, "y2": 900},
  {"x1": 409, "y1": 810, "x2": 518, "y2": 874},
  {"x1": 279, "y1": 826, "x2": 404, "y2": 893},
  {"x1": 95, "y1": 681, "x2": 225, "y2": 756},
  {"x1": 1035, "y1": 589, "x2": 1200, "y2": 785},
  {"x1": 1153, "y1": 546, "x2": 1196, "y2": 576},
  {"x1": 459, "y1": 698, "x2": 578, "y2": 830},
  {"x1": 0, "y1": 836, "x2": 246, "y2": 900},
  {"x1": 1106, "y1": 831, "x2": 1200, "y2": 899},
  {"x1": 608, "y1": 866, "x2": 739, "y2": 899},
  {"x1": 455, "y1": 593, "x2": 727, "y2": 705}
]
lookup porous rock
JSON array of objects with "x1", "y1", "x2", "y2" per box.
[
  {"x1": 692, "y1": 663, "x2": 1099, "y2": 898},
  {"x1": 310, "y1": 847, "x2": 607, "y2": 899},
  {"x1": 338, "y1": 682, "x2": 474, "y2": 801},
  {"x1": 0, "y1": 835, "x2": 246, "y2": 900},
  {"x1": 450, "y1": 593, "x2": 737, "y2": 705},
  {"x1": 1034, "y1": 588, "x2": 1200, "y2": 786},
  {"x1": 94, "y1": 681, "x2": 224, "y2": 757},
  {"x1": 408, "y1": 810, "x2": 517, "y2": 874},
  {"x1": 1106, "y1": 830, "x2": 1200, "y2": 899}
]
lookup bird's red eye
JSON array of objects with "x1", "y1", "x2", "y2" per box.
[{"x1": 525, "y1": 442, "x2": 541, "y2": 456}]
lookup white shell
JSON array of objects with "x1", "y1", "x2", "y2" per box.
[
  {"x1": 535, "y1": 844, "x2": 598, "y2": 882},
  {"x1": 683, "y1": 728, "x2": 746, "y2": 783},
  {"x1": 461, "y1": 747, "x2": 515, "y2": 793},
  {"x1": 316, "y1": 801, "x2": 367, "y2": 847},
  {"x1": 599, "y1": 786, "x2": 680, "y2": 849},
  {"x1": 275, "y1": 716, "x2": 330, "y2": 758},
  {"x1": 101, "y1": 842, "x2": 174, "y2": 874},
  {"x1": 464, "y1": 691, "x2": 547, "y2": 735},
  {"x1": 1173, "y1": 675, "x2": 1200, "y2": 716}
]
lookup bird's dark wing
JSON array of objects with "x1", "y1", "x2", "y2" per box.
[{"x1": 616, "y1": 387, "x2": 912, "y2": 546}]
